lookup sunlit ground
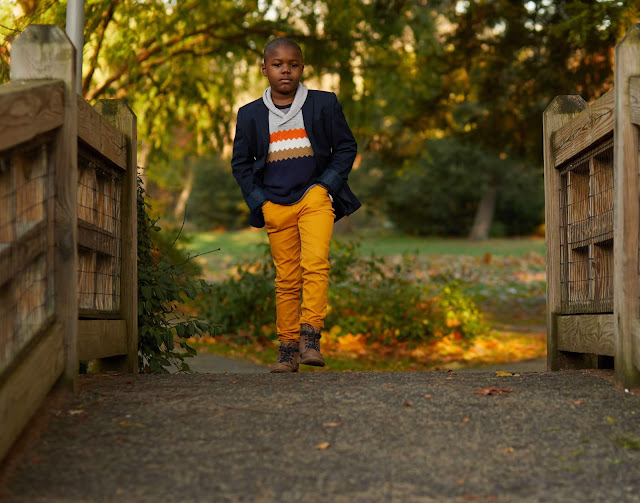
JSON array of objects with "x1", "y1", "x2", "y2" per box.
[{"x1": 181, "y1": 229, "x2": 547, "y2": 371}]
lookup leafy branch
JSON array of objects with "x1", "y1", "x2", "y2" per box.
[{"x1": 136, "y1": 172, "x2": 216, "y2": 373}]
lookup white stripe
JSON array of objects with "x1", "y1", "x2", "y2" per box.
[{"x1": 269, "y1": 137, "x2": 312, "y2": 152}]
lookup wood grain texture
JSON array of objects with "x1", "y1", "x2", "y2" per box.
[
  {"x1": 77, "y1": 320, "x2": 127, "y2": 360},
  {"x1": 11, "y1": 25, "x2": 79, "y2": 391},
  {"x1": 630, "y1": 76, "x2": 640, "y2": 126},
  {"x1": 77, "y1": 97, "x2": 127, "y2": 170},
  {"x1": 94, "y1": 100, "x2": 138, "y2": 373},
  {"x1": 77, "y1": 218, "x2": 117, "y2": 256},
  {"x1": 0, "y1": 80, "x2": 64, "y2": 152},
  {"x1": 544, "y1": 95, "x2": 587, "y2": 371},
  {"x1": 553, "y1": 89, "x2": 614, "y2": 168},
  {"x1": 0, "y1": 222, "x2": 47, "y2": 289},
  {"x1": 0, "y1": 323, "x2": 64, "y2": 461},
  {"x1": 614, "y1": 24, "x2": 640, "y2": 387},
  {"x1": 557, "y1": 314, "x2": 615, "y2": 356}
]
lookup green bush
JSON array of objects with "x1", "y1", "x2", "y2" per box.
[
  {"x1": 195, "y1": 243, "x2": 276, "y2": 342},
  {"x1": 196, "y1": 238, "x2": 488, "y2": 346},
  {"x1": 327, "y1": 242, "x2": 488, "y2": 344},
  {"x1": 375, "y1": 138, "x2": 543, "y2": 236},
  {"x1": 137, "y1": 176, "x2": 215, "y2": 373},
  {"x1": 186, "y1": 155, "x2": 248, "y2": 230}
]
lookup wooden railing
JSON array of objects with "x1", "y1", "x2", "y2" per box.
[
  {"x1": 544, "y1": 24, "x2": 640, "y2": 387},
  {"x1": 0, "y1": 25, "x2": 137, "y2": 461}
]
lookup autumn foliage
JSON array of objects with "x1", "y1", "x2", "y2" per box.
[{"x1": 192, "y1": 240, "x2": 546, "y2": 369}]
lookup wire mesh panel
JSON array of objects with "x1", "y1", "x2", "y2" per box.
[
  {"x1": 76, "y1": 147, "x2": 122, "y2": 315},
  {"x1": 0, "y1": 143, "x2": 55, "y2": 374},
  {"x1": 559, "y1": 138, "x2": 614, "y2": 314}
]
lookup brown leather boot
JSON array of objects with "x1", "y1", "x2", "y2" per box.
[
  {"x1": 270, "y1": 341, "x2": 300, "y2": 373},
  {"x1": 299, "y1": 324, "x2": 325, "y2": 367}
]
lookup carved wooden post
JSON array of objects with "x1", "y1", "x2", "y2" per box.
[
  {"x1": 94, "y1": 99, "x2": 138, "y2": 373},
  {"x1": 614, "y1": 24, "x2": 640, "y2": 388},
  {"x1": 544, "y1": 96, "x2": 589, "y2": 370},
  {"x1": 11, "y1": 25, "x2": 78, "y2": 390}
]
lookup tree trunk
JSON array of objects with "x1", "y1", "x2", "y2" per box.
[
  {"x1": 174, "y1": 166, "x2": 194, "y2": 221},
  {"x1": 468, "y1": 184, "x2": 497, "y2": 241}
]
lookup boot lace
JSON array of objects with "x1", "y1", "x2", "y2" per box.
[
  {"x1": 301, "y1": 326, "x2": 321, "y2": 351},
  {"x1": 277, "y1": 345, "x2": 298, "y2": 363}
]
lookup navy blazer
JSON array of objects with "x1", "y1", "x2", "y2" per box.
[{"x1": 232, "y1": 90, "x2": 361, "y2": 228}]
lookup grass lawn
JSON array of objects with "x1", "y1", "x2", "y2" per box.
[{"x1": 182, "y1": 228, "x2": 546, "y2": 280}]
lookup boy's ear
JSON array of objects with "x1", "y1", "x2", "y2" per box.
[{"x1": 261, "y1": 61, "x2": 267, "y2": 76}]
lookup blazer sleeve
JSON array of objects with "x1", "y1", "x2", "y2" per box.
[
  {"x1": 317, "y1": 93, "x2": 358, "y2": 195},
  {"x1": 231, "y1": 107, "x2": 267, "y2": 212}
]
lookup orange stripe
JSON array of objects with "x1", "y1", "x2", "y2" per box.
[{"x1": 270, "y1": 128, "x2": 307, "y2": 143}]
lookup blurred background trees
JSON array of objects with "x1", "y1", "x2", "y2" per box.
[{"x1": 1, "y1": 0, "x2": 638, "y2": 238}]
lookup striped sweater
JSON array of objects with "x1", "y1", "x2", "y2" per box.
[{"x1": 261, "y1": 84, "x2": 320, "y2": 205}]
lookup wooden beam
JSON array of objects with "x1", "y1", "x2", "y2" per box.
[
  {"x1": 543, "y1": 95, "x2": 588, "y2": 371},
  {"x1": 77, "y1": 97, "x2": 127, "y2": 171},
  {"x1": 77, "y1": 319, "x2": 127, "y2": 360},
  {"x1": 94, "y1": 100, "x2": 138, "y2": 373},
  {"x1": 614, "y1": 24, "x2": 640, "y2": 388},
  {"x1": 557, "y1": 314, "x2": 615, "y2": 356},
  {"x1": 77, "y1": 218, "x2": 117, "y2": 256},
  {"x1": 12, "y1": 25, "x2": 79, "y2": 391},
  {"x1": 630, "y1": 76, "x2": 640, "y2": 127},
  {"x1": 552, "y1": 89, "x2": 614, "y2": 168},
  {"x1": 0, "y1": 323, "x2": 64, "y2": 461},
  {"x1": 0, "y1": 222, "x2": 47, "y2": 289},
  {"x1": 0, "y1": 80, "x2": 64, "y2": 152}
]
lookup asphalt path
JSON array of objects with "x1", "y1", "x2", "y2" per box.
[{"x1": 2, "y1": 369, "x2": 640, "y2": 502}]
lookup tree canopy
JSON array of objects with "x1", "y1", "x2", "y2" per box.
[{"x1": 1, "y1": 0, "x2": 637, "y2": 236}]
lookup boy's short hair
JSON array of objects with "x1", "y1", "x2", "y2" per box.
[{"x1": 263, "y1": 38, "x2": 303, "y2": 61}]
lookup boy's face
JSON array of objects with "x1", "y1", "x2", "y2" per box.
[{"x1": 262, "y1": 44, "x2": 304, "y2": 103}]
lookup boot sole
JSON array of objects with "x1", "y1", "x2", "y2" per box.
[{"x1": 300, "y1": 359, "x2": 325, "y2": 367}]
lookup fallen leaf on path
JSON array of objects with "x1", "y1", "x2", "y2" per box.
[
  {"x1": 424, "y1": 394, "x2": 433, "y2": 399},
  {"x1": 496, "y1": 371, "x2": 520, "y2": 377},
  {"x1": 461, "y1": 417, "x2": 470, "y2": 423},
  {"x1": 571, "y1": 400, "x2": 585, "y2": 405},
  {"x1": 446, "y1": 377, "x2": 454, "y2": 380},
  {"x1": 504, "y1": 447, "x2": 515, "y2": 453},
  {"x1": 316, "y1": 442, "x2": 331, "y2": 450},
  {"x1": 474, "y1": 387, "x2": 512, "y2": 396},
  {"x1": 68, "y1": 409, "x2": 84, "y2": 415},
  {"x1": 323, "y1": 421, "x2": 341, "y2": 428},
  {"x1": 607, "y1": 416, "x2": 617, "y2": 424}
]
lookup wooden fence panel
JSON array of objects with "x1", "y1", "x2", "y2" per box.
[
  {"x1": 94, "y1": 100, "x2": 138, "y2": 373},
  {"x1": 614, "y1": 24, "x2": 640, "y2": 387},
  {"x1": 0, "y1": 80, "x2": 64, "y2": 152},
  {"x1": 0, "y1": 24, "x2": 77, "y2": 461},
  {"x1": 0, "y1": 23, "x2": 138, "y2": 462}
]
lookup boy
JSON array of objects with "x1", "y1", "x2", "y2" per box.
[{"x1": 231, "y1": 38, "x2": 360, "y2": 373}]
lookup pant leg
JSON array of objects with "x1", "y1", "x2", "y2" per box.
[
  {"x1": 298, "y1": 185, "x2": 335, "y2": 328},
  {"x1": 263, "y1": 201, "x2": 302, "y2": 342}
]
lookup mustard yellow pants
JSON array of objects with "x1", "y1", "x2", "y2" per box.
[{"x1": 262, "y1": 185, "x2": 335, "y2": 342}]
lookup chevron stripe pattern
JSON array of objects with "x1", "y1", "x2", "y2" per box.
[{"x1": 267, "y1": 128, "x2": 314, "y2": 164}]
